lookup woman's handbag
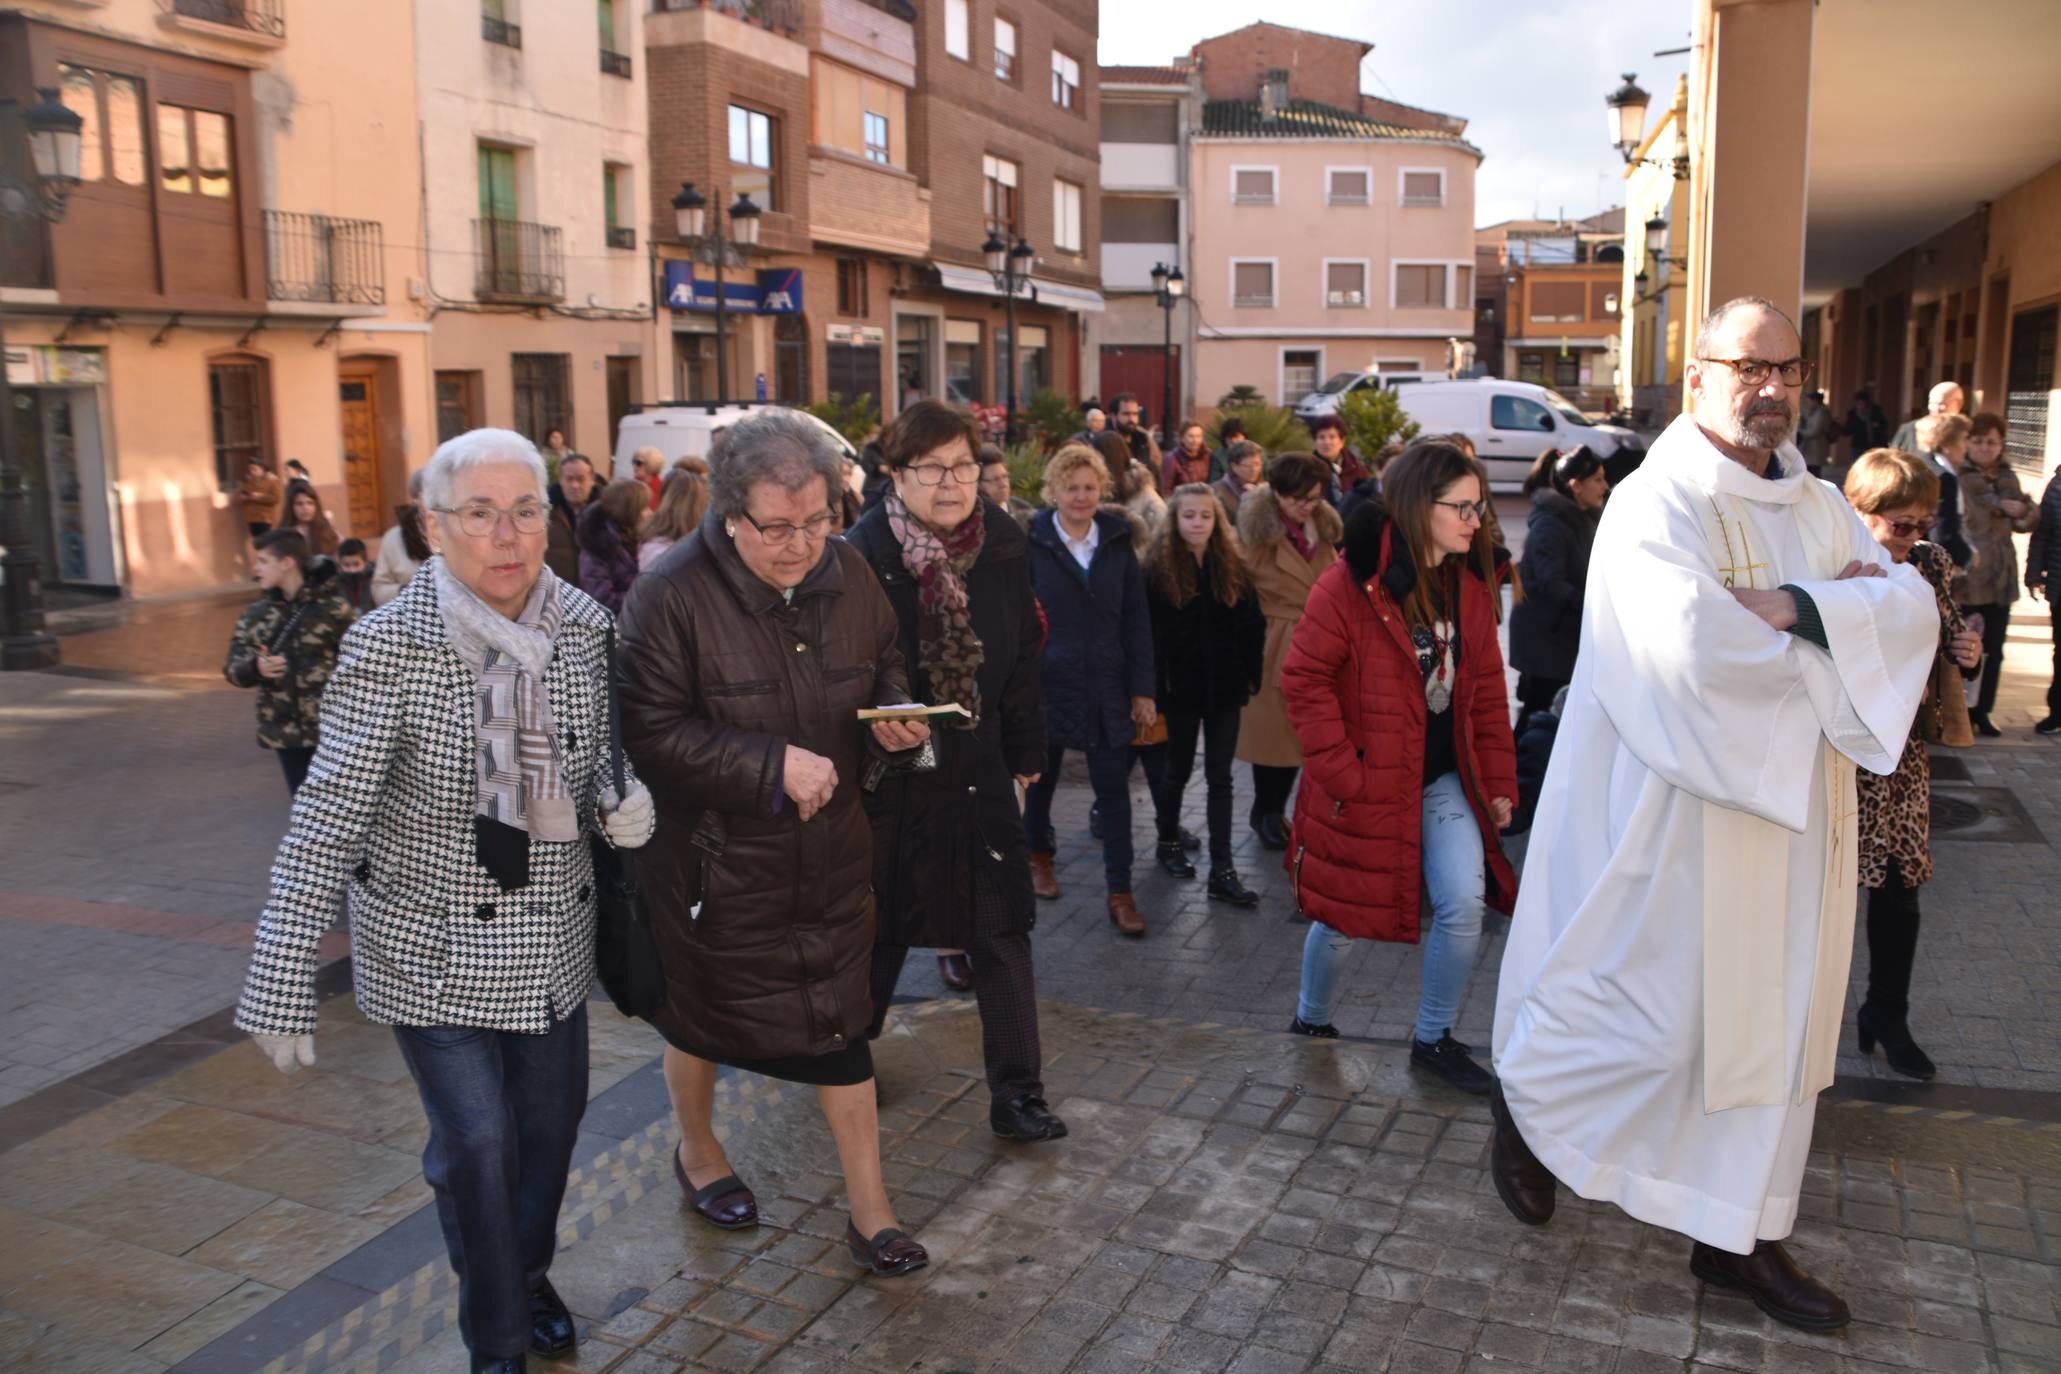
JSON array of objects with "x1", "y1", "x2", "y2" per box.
[
  {"x1": 590, "y1": 628, "x2": 666, "y2": 1018},
  {"x1": 1915, "y1": 648, "x2": 1974, "y2": 748},
  {"x1": 1132, "y1": 712, "x2": 1169, "y2": 747}
]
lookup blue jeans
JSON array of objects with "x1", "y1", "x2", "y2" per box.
[
  {"x1": 1296, "y1": 771, "x2": 1487, "y2": 1042},
  {"x1": 392, "y1": 1006, "x2": 589, "y2": 1361},
  {"x1": 1023, "y1": 742, "x2": 1134, "y2": 893}
]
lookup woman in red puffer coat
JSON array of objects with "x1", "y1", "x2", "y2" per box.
[{"x1": 1280, "y1": 440, "x2": 1518, "y2": 1096}]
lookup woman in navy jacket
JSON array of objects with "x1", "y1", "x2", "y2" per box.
[{"x1": 1022, "y1": 442, "x2": 1158, "y2": 937}]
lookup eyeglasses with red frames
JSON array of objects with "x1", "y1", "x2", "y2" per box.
[{"x1": 1697, "y1": 356, "x2": 1815, "y2": 387}]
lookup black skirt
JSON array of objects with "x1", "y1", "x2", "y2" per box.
[{"x1": 657, "y1": 1026, "x2": 875, "y2": 1087}]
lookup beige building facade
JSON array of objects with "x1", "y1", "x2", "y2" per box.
[{"x1": 2, "y1": 0, "x2": 430, "y2": 600}]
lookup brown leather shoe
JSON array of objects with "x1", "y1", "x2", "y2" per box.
[
  {"x1": 1690, "y1": 1240, "x2": 1850, "y2": 1332},
  {"x1": 674, "y1": 1146, "x2": 757, "y2": 1230},
  {"x1": 1106, "y1": 892, "x2": 1147, "y2": 937},
  {"x1": 1488, "y1": 1083, "x2": 1555, "y2": 1226},
  {"x1": 1028, "y1": 851, "x2": 1061, "y2": 901}
]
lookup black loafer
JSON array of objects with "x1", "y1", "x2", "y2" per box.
[
  {"x1": 1288, "y1": 1016, "x2": 1340, "y2": 1039},
  {"x1": 991, "y1": 1093, "x2": 1069, "y2": 1142},
  {"x1": 846, "y1": 1219, "x2": 928, "y2": 1277},
  {"x1": 528, "y1": 1279, "x2": 575, "y2": 1358},
  {"x1": 674, "y1": 1148, "x2": 758, "y2": 1229},
  {"x1": 1156, "y1": 841, "x2": 1196, "y2": 878},
  {"x1": 1410, "y1": 1032, "x2": 1493, "y2": 1095}
]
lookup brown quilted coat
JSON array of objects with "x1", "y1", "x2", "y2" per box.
[{"x1": 616, "y1": 511, "x2": 908, "y2": 1060}]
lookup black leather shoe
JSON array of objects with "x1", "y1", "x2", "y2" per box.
[
  {"x1": 1156, "y1": 841, "x2": 1196, "y2": 878},
  {"x1": 991, "y1": 1093, "x2": 1069, "y2": 1142},
  {"x1": 936, "y1": 952, "x2": 973, "y2": 992},
  {"x1": 2037, "y1": 715, "x2": 2061, "y2": 735},
  {"x1": 1207, "y1": 866, "x2": 1259, "y2": 907},
  {"x1": 1175, "y1": 826, "x2": 1202, "y2": 852},
  {"x1": 1410, "y1": 1032, "x2": 1493, "y2": 1095},
  {"x1": 1089, "y1": 801, "x2": 1103, "y2": 841},
  {"x1": 846, "y1": 1219, "x2": 928, "y2": 1277},
  {"x1": 1971, "y1": 710, "x2": 2003, "y2": 739},
  {"x1": 674, "y1": 1146, "x2": 758, "y2": 1229},
  {"x1": 471, "y1": 1356, "x2": 526, "y2": 1374},
  {"x1": 1691, "y1": 1240, "x2": 1851, "y2": 1331},
  {"x1": 1856, "y1": 1007, "x2": 1936, "y2": 1080},
  {"x1": 1251, "y1": 814, "x2": 1288, "y2": 850},
  {"x1": 528, "y1": 1279, "x2": 575, "y2": 1358},
  {"x1": 1489, "y1": 1083, "x2": 1555, "y2": 1225},
  {"x1": 1288, "y1": 1016, "x2": 1340, "y2": 1039}
]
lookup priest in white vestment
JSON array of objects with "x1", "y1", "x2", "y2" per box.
[{"x1": 1489, "y1": 298, "x2": 1937, "y2": 1332}]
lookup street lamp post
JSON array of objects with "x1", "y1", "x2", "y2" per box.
[
  {"x1": 981, "y1": 231, "x2": 1035, "y2": 443},
  {"x1": 1150, "y1": 262, "x2": 1184, "y2": 442},
  {"x1": 1, "y1": 87, "x2": 85, "y2": 672},
  {"x1": 671, "y1": 182, "x2": 762, "y2": 402}
]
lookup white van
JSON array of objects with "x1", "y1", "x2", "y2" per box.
[
  {"x1": 610, "y1": 404, "x2": 859, "y2": 481},
  {"x1": 1387, "y1": 379, "x2": 1644, "y2": 491},
  {"x1": 1293, "y1": 369, "x2": 1431, "y2": 422}
]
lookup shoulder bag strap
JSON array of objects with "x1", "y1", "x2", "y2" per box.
[{"x1": 605, "y1": 625, "x2": 626, "y2": 799}]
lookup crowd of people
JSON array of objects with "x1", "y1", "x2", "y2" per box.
[{"x1": 221, "y1": 316, "x2": 2061, "y2": 1371}]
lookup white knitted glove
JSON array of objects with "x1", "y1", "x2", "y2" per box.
[
  {"x1": 252, "y1": 1032, "x2": 316, "y2": 1074},
  {"x1": 600, "y1": 784, "x2": 655, "y2": 849}
]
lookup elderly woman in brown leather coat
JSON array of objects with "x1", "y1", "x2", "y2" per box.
[{"x1": 617, "y1": 409, "x2": 933, "y2": 1278}]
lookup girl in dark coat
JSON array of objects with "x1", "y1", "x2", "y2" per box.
[
  {"x1": 847, "y1": 402, "x2": 1064, "y2": 1143},
  {"x1": 1506, "y1": 446, "x2": 1607, "y2": 731},
  {"x1": 576, "y1": 478, "x2": 648, "y2": 612},
  {"x1": 1022, "y1": 443, "x2": 1159, "y2": 937},
  {"x1": 1281, "y1": 442, "x2": 1519, "y2": 1095},
  {"x1": 1145, "y1": 484, "x2": 1266, "y2": 905}
]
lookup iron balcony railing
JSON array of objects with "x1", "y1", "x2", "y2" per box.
[
  {"x1": 606, "y1": 226, "x2": 636, "y2": 250},
  {"x1": 482, "y1": 14, "x2": 521, "y2": 47},
  {"x1": 264, "y1": 211, "x2": 384, "y2": 307},
  {"x1": 601, "y1": 48, "x2": 632, "y2": 77},
  {"x1": 164, "y1": 0, "x2": 286, "y2": 38},
  {"x1": 474, "y1": 218, "x2": 565, "y2": 302}
]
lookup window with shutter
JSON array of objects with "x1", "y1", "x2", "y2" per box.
[
  {"x1": 1233, "y1": 261, "x2": 1274, "y2": 307},
  {"x1": 1325, "y1": 262, "x2": 1366, "y2": 308},
  {"x1": 1395, "y1": 264, "x2": 1444, "y2": 309},
  {"x1": 1529, "y1": 281, "x2": 1586, "y2": 322},
  {"x1": 944, "y1": 0, "x2": 968, "y2": 59},
  {"x1": 1232, "y1": 168, "x2": 1276, "y2": 204},
  {"x1": 1327, "y1": 168, "x2": 1369, "y2": 205},
  {"x1": 994, "y1": 18, "x2": 1017, "y2": 80},
  {"x1": 1053, "y1": 180, "x2": 1082, "y2": 253},
  {"x1": 1400, "y1": 170, "x2": 1444, "y2": 206}
]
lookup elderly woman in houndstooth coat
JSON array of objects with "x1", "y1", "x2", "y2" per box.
[{"x1": 233, "y1": 429, "x2": 655, "y2": 1374}]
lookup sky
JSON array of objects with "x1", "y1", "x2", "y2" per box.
[{"x1": 1097, "y1": 1, "x2": 1695, "y2": 228}]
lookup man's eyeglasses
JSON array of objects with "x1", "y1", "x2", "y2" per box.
[
  {"x1": 739, "y1": 508, "x2": 836, "y2": 547},
  {"x1": 1698, "y1": 356, "x2": 1814, "y2": 388},
  {"x1": 905, "y1": 460, "x2": 980, "y2": 487},
  {"x1": 1433, "y1": 498, "x2": 1490, "y2": 524},
  {"x1": 433, "y1": 503, "x2": 549, "y2": 537}
]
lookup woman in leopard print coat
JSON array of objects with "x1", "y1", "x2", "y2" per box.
[{"x1": 1845, "y1": 449, "x2": 1983, "y2": 1082}]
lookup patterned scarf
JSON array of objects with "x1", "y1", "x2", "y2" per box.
[
  {"x1": 883, "y1": 487, "x2": 986, "y2": 727},
  {"x1": 433, "y1": 557, "x2": 579, "y2": 842}
]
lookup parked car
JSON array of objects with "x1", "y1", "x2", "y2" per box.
[
  {"x1": 1387, "y1": 379, "x2": 1645, "y2": 491},
  {"x1": 611, "y1": 404, "x2": 863, "y2": 497}
]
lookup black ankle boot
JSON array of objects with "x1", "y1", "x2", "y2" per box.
[
  {"x1": 1156, "y1": 840, "x2": 1196, "y2": 878},
  {"x1": 1856, "y1": 1006, "x2": 1935, "y2": 1080},
  {"x1": 1208, "y1": 865, "x2": 1258, "y2": 906},
  {"x1": 1971, "y1": 710, "x2": 2002, "y2": 739}
]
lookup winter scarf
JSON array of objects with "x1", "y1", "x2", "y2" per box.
[
  {"x1": 883, "y1": 487, "x2": 986, "y2": 726},
  {"x1": 433, "y1": 557, "x2": 578, "y2": 845}
]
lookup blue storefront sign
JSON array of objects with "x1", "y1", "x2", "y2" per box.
[{"x1": 664, "y1": 261, "x2": 805, "y2": 315}]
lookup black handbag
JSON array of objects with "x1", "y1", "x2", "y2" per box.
[{"x1": 590, "y1": 628, "x2": 665, "y2": 1019}]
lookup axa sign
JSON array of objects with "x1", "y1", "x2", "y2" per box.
[{"x1": 664, "y1": 262, "x2": 805, "y2": 315}]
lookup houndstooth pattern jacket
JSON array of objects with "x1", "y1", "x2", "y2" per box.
[{"x1": 234, "y1": 562, "x2": 633, "y2": 1037}]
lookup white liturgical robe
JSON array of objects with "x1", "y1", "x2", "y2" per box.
[{"x1": 1492, "y1": 414, "x2": 1937, "y2": 1254}]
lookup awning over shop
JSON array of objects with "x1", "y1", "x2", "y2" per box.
[{"x1": 931, "y1": 262, "x2": 1105, "y2": 314}]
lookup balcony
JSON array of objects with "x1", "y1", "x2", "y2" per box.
[
  {"x1": 482, "y1": 13, "x2": 520, "y2": 47},
  {"x1": 158, "y1": 0, "x2": 285, "y2": 44},
  {"x1": 1100, "y1": 143, "x2": 1179, "y2": 191},
  {"x1": 652, "y1": 0, "x2": 802, "y2": 36},
  {"x1": 601, "y1": 48, "x2": 632, "y2": 77},
  {"x1": 1101, "y1": 242, "x2": 1178, "y2": 291},
  {"x1": 264, "y1": 211, "x2": 384, "y2": 309},
  {"x1": 808, "y1": 149, "x2": 929, "y2": 260},
  {"x1": 606, "y1": 225, "x2": 636, "y2": 250},
  {"x1": 474, "y1": 218, "x2": 564, "y2": 303}
]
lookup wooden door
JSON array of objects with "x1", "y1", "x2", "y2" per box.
[{"x1": 339, "y1": 369, "x2": 383, "y2": 539}]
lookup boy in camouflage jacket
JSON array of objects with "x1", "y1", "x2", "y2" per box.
[{"x1": 224, "y1": 529, "x2": 359, "y2": 795}]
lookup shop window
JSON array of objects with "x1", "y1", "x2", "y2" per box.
[{"x1": 946, "y1": 319, "x2": 983, "y2": 404}]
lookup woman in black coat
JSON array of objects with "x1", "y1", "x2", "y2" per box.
[
  {"x1": 846, "y1": 402, "x2": 1064, "y2": 1143},
  {"x1": 1023, "y1": 443, "x2": 1158, "y2": 938},
  {"x1": 1506, "y1": 447, "x2": 1607, "y2": 731},
  {"x1": 1145, "y1": 484, "x2": 1266, "y2": 904}
]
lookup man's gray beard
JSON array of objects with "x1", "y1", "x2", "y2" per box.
[{"x1": 1727, "y1": 408, "x2": 1796, "y2": 450}]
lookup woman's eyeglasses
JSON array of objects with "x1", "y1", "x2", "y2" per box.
[
  {"x1": 739, "y1": 509, "x2": 836, "y2": 546},
  {"x1": 1433, "y1": 498, "x2": 1490, "y2": 524},
  {"x1": 905, "y1": 461, "x2": 980, "y2": 486},
  {"x1": 434, "y1": 503, "x2": 549, "y2": 538},
  {"x1": 1880, "y1": 518, "x2": 1928, "y2": 538}
]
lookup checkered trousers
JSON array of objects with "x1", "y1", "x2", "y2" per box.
[{"x1": 234, "y1": 566, "x2": 635, "y2": 1038}]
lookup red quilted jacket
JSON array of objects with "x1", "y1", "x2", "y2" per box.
[{"x1": 1280, "y1": 501, "x2": 1519, "y2": 942}]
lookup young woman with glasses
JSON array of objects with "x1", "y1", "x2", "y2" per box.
[{"x1": 1279, "y1": 441, "x2": 1520, "y2": 1095}]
